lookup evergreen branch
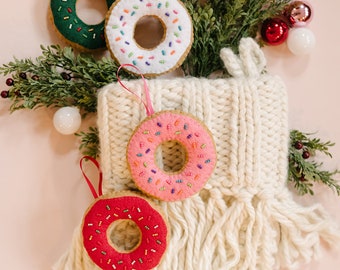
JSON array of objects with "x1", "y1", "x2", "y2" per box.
[
  {"x1": 181, "y1": 0, "x2": 290, "y2": 77},
  {"x1": 75, "y1": 126, "x2": 100, "y2": 158},
  {"x1": 288, "y1": 130, "x2": 340, "y2": 195},
  {"x1": 0, "y1": 45, "x2": 135, "y2": 113}
]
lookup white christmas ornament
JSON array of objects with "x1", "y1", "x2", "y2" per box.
[
  {"x1": 287, "y1": 28, "x2": 315, "y2": 55},
  {"x1": 53, "y1": 106, "x2": 81, "y2": 135}
]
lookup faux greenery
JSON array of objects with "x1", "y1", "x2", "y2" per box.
[
  {"x1": 0, "y1": 0, "x2": 339, "y2": 195},
  {"x1": 182, "y1": 0, "x2": 290, "y2": 77},
  {"x1": 289, "y1": 130, "x2": 340, "y2": 195},
  {"x1": 0, "y1": 45, "x2": 135, "y2": 113}
]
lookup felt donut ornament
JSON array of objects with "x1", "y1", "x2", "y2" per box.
[
  {"x1": 50, "y1": 0, "x2": 115, "y2": 51},
  {"x1": 105, "y1": 0, "x2": 194, "y2": 76},
  {"x1": 118, "y1": 65, "x2": 216, "y2": 201},
  {"x1": 80, "y1": 158, "x2": 168, "y2": 270}
]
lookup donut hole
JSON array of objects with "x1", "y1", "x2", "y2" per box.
[
  {"x1": 108, "y1": 219, "x2": 142, "y2": 253},
  {"x1": 155, "y1": 140, "x2": 188, "y2": 173},
  {"x1": 134, "y1": 16, "x2": 166, "y2": 50},
  {"x1": 76, "y1": 0, "x2": 107, "y2": 25}
]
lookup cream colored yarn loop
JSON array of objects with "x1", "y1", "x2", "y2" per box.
[{"x1": 54, "y1": 38, "x2": 340, "y2": 270}]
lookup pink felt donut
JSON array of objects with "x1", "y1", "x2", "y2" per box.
[
  {"x1": 82, "y1": 192, "x2": 168, "y2": 270},
  {"x1": 127, "y1": 111, "x2": 216, "y2": 201}
]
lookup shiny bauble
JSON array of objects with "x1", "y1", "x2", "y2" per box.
[
  {"x1": 53, "y1": 106, "x2": 82, "y2": 135},
  {"x1": 261, "y1": 18, "x2": 289, "y2": 45},
  {"x1": 284, "y1": 1, "x2": 313, "y2": 27},
  {"x1": 287, "y1": 28, "x2": 316, "y2": 55}
]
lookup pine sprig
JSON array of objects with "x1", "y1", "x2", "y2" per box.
[
  {"x1": 76, "y1": 127, "x2": 100, "y2": 158},
  {"x1": 0, "y1": 45, "x2": 135, "y2": 112},
  {"x1": 181, "y1": 0, "x2": 290, "y2": 77},
  {"x1": 289, "y1": 130, "x2": 340, "y2": 195}
]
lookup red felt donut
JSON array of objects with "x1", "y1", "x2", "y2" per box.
[{"x1": 82, "y1": 192, "x2": 168, "y2": 270}]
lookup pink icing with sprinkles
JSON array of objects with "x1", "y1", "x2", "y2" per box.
[{"x1": 127, "y1": 111, "x2": 216, "y2": 201}]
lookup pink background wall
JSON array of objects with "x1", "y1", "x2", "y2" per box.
[{"x1": 0, "y1": 0, "x2": 339, "y2": 269}]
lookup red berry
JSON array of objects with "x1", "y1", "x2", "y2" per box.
[
  {"x1": 294, "y1": 141, "x2": 303, "y2": 150},
  {"x1": 61, "y1": 72, "x2": 72, "y2": 80},
  {"x1": 302, "y1": 150, "x2": 310, "y2": 159},
  {"x1": 1, "y1": 90, "x2": 9, "y2": 98},
  {"x1": 5, "y1": 78, "x2": 14, "y2": 86},
  {"x1": 19, "y1": 72, "x2": 27, "y2": 79}
]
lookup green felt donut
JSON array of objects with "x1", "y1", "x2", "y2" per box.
[{"x1": 50, "y1": 0, "x2": 115, "y2": 50}]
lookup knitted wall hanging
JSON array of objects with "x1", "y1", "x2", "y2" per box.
[{"x1": 53, "y1": 38, "x2": 340, "y2": 270}]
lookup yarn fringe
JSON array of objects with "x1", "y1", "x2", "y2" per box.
[{"x1": 53, "y1": 188, "x2": 340, "y2": 270}]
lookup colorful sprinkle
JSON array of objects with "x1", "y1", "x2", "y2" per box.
[
  {"x1": 131, "y1": 11, "x2": 136, "y2": 16},
  {"x1": 137, "y1": 153, "x2": 143, "y2": 157},
  {"x1": 145, "y1": 148, "x2": 151, "y2": 154},
  {"x1": 157, "y1": 3, "x2": 162, "y2": 8},
  {"x1": 148, "y1": 177, "x2": 152, "y2": 183},
  {"x1": 187, "y1": 134, "x2": 192, "y2": 139},
  {"x1": 155, "y1": 131, "x2": 161, "y2": 136},
  {"x1": 143, "y1": 162, "x2": 148, "y2": 167},
  {"x1": 157, "y1": 122, "x2": 162, "y2": 127},
  {"x1": 201, "y1": 144, "x2": 207, "y2": 149},
  {"x1": 165, "y1": 12, "x2": 170, "y2": 16},
  {"x1": 197, "y1": 164, "x2": 203, "y2": 169},
  {"x1": 151, "y1": 169, "x2": 157, "y2": 174},
  {"x1": 205, "y1": 159, "x2": 211, "y2": 164}
]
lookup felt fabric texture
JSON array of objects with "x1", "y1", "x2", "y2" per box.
[
  {"x1": 105, "y1": 0, "x2": 193, "y2": 76},
  {"x1": 50, "y1": 0, "x2": 114, "y2": 50},
  {"x1": 54, "y1": 38, "x2": 340, "y2": 270},
  {"x1": 127, "y1": 110, "x2": 217, "y2": 201},
  {"x1": 82, "y1": 193, "x2": 168, "y2": 270}
]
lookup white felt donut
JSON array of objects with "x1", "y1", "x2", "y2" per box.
[{"x1": 105, "y1": 0, "x2": 193, "y2": 76}]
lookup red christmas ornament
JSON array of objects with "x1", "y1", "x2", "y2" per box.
[
  {"x1": 261, "y1": 18, "x2": 289, "y2": 46},
  {"x1": 284, "y1": 1, "x2": 313, "y2": 27}
]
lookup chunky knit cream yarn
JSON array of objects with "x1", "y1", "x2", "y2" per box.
[{"x1": 54, "y1": 38, "x2": 339, "y2": 270}]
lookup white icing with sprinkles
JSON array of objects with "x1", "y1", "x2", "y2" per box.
[{"x1": 105, "y1": 0, "x2": 193, "y2": 75}]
